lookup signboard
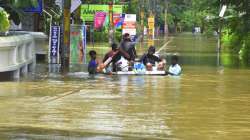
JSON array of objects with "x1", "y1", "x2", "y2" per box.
[
  {"x1": 113, "y1": 13, "x2": 125, "y2": 28},
  {"x1": 148, "y1": 16, "x2": 155, "y2": 46},
  {"x1": 124, "y1": 14, "x2": 136, "y2": 22},
  {"x1": 82, "y1": 26, "x2": 87, "y2": 64},
  {"x1": 81, "y1": 4, "x2": 123, "y2": 21},
  {"x1": 70, "y1": 25, "x2": 87, "y2": 64},
  {"x1": 122, "y1": 14, "x2": 137, "y2": 37},
  {"x1": 94, "y1": 12, "x2": 107, "y2": 29},
  {"x1": 81, "y1": 5, "x2": 108, "y2": 21},
  {"x1": 23, "y1": 0, "x2": 43, "y2": 14},
  {"x1": 113, "y1": 5, "x2": 123, "y2": 13},
  {"x1": 49, "y1": 26, "x2": 60, "y2": 64}
]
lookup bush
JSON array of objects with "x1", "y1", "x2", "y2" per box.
[
  {"x1": 0, "y1": 7, "x2": 10, "y2": 33},
  {"x1": 93, "y1": 31, "x2": 108, "y2": 42},
  {"x1": 204, "y1": 24, "x2": 215, "y2": 37},
  {"x1": 114, "y1": 30, "x2": 122, "y2": 42},
  {"x1": 239, "y1": 33, "x2": 250, "y2": 62},
  {"x1": 222, "y1": 30, "x2": 241, "y2": 53},
  {"x1": 222, "y1": 29, "x2": 250, "y2": 64},
  {"x1": 92, "y1": 29, "x2": 122, "y2": 43}
]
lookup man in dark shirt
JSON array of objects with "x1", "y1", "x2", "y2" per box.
[
  {"x1": 140, "y1": 46, "x2": 161, "y2": 65},
  {"x1": 103, "y1": 43, "x2": 120, "y2": 63},
  {"x1": 102, "y1": 43, "x2": 121, "y2": 72},
  {"x1": 140, "y1": 46, "x2": 166, "y2": 71},
  {"x1": 119, "y1": 33, "x2": 137, "y2": 61}
]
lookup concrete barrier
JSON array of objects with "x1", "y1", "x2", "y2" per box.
[
  {"x1": 15, "y1": 31, "x2": 48, "y2": 55},
  {"x1": 0, "y1": 33, "x2": 36, "y2": 79}
]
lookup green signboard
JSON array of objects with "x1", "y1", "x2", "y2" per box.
[
  {"x1": 113, "y1": 5, "x2": 123, "y2": 13},
  {"x1": 81, "y1": 4, "x2": 123, "y2": 22}
]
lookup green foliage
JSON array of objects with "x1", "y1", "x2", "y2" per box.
[
  {"x1": 221, "y1": 1, "x2": 250, "y2": 62},
  {"x1": 93, "y1": 31, "x2": 108, "y2": 42},
  {"x1": 93, "y1": 30, "x2": 122, "y2": 43},
  {"x1": 221, "y1": 53, "x2": 234, "y2": 67},
  {"x1": 222, "y1": 28, "x2": 241, "y2": 52},
  {"x1": 166, "y1": 0, "x2": 250, "y2": 61},
  {"x1": 239, "y1": 33, "x2": 250, "y2": 62},
  {"x1": 0, "y1": 7, "x2": 10, "y2": 32},
  {"x1": 114, "y1": 30, "x2": 122, "y2": 42},
  {"x1": 0, "y1": 0, "x2": 39, "y2": 25},
  {"x1": 11, "y1": 0, "x2": 38, "y2": 8}
]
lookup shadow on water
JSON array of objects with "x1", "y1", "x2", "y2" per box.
[
  {"x1": 0, "y1": 125, "x2": 174, "y2": 140},
  {"x1": 0, "y1": 72, "x2": 13, "y2": 81}
]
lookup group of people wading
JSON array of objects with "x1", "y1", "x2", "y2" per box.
[{"x1": 88, "y1": 33, "x2": 182, "y2": 76}]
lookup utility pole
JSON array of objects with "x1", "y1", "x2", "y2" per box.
[
  {"x1": 61, "y1": 0, "x2": 71, "y2": 73},
  {"x1": 164, "y1": 0, "x2": 169, "y2": 40},
  {"x1": 108, "y1": 1, "x2": 114, "y2": 44},
  {"x1": 218, "y1": 0, "x2": 226, "y2": 52},
  {"x1": 140, "y1": 0, "x2": 145, "y2": 47}
]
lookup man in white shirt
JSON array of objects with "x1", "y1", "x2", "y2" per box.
[{"x1": 168, "y1": 55, "x2": 182, "y2": 76}]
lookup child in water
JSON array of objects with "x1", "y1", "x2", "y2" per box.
[
  {"x1": 168, "y1": 55, "x2": 182, "y2": 76},
  {"x1": 88, "y1": 50, "x2": 99, "y2": 74}
]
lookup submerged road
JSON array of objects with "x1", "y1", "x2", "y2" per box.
[{"x1": 0, "y1": 33, "x2": 250, "y2": 140}]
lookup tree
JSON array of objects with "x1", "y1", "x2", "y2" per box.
[
  {"x1": 0, "y1": 0, "x2": 38, "y2": 25},
  {"x1": 222, "y1": 0, "x2": 250, "y2": 61},
  {"x1": 0, "y1": 7, "x2": 10, "y2": 33}
]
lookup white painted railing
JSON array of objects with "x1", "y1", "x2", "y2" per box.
[
  {"x1": 0, "y1": 34, "x2": 36, "y2": 79},
  {"x1": 16, "y1": 31, "x2": 48, "y2": 55}
]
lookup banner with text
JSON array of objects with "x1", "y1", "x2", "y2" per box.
[
  {"x1": 81, "y1": 4, "x2": 123, "y2": 22},
  {"x1": 49, "y1": 26, "x2": 60, "y2": 64}
]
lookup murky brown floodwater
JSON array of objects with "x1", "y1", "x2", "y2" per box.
[{"x1": 0, "y1": 33, "x2": 250, "y2": 140}]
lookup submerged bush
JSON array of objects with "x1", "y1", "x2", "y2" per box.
[
  {"x1": 239, "y1": 33, "x2": 250, "y2": 62},
  {"x1": 222, "y1": 31, "x2": 242, "y2": 53},
  {"x1": 223, "y1": 28, "x2": 250, "y2": 64},
  {"x1": 0, "y1": 7, "x2": 10, "y2": 33}
]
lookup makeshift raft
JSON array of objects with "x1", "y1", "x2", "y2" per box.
[{"x1": 107, "y1": 71, "x2": 167, "y2": 75}]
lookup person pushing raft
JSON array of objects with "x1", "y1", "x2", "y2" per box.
[
  {"x1": 102, "y1": 43, "x2": 121, "y2": 72},
  {"x1": 87, "y1": 32, "x2": 182, "y2": 76},
  {"x1": 88, "y1": 50, "x2": 99, "y2": 74},
  {"x1": 167, "y1": 55, "x2": 182, "y2": 76}
]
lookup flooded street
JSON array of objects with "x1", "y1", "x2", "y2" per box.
[{"x1": 0, "y1": 34, "x2": 250, "y2": 140}]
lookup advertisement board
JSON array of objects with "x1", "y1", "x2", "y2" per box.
[
  {"x1": 81, "y1": 4, "x2": 123, "y2": 22},
  {"x1": 122, "y1": 14, "x2": 137, "y2": 38},
  {"x1": 23, "y1": 0, "x2": 43, "y2": 14},
  {"x1": 112, "y1": 5, "x2": 123, "y2": 13},
  {"x1": 113, "y1": 13, "x2": 125, "y2": 28},
  {"x1": 70, "y1": 25, "x2": 87, "y2": 64},
  {"x1": 94, "y1": 12, "x2": 107, "y2": 29}
]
